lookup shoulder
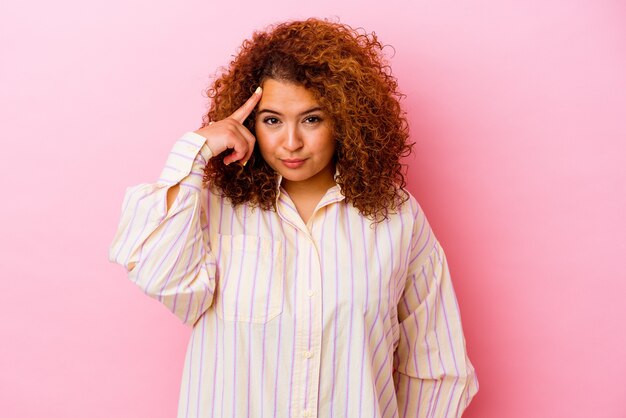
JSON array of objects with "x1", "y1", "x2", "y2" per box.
[
  {"x1": 398, "y1": 190, "x2": 439, "y2": 259},
  {"x1": 395, "y1": 190, "x2": 429, "y2": 228}
]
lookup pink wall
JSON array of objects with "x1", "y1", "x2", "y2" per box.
[{"x1": 2, "y1": 0, "x2": 625, "y2": 417}]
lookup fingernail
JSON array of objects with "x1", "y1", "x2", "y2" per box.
[{"x1": 255, "y1": 86, "x2": 262, "y2": 95}]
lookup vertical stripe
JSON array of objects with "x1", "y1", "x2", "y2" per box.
[
  {"x1": 108, "y1": 141, "x2": 478, "y2": 418},
  {"x1": 358, "y1": 214, "x2": 369, "y2": 418},
  {"x1": 232, "y1": 204, "x2": 249, "y2": 418},
  {"x1": 183, "y1": 324, "x2": 196, "y2": 418},
  {"x1": 259, "y1": 208, "x2": 274, "y2": 418},
  {"x1": 195, "y1": 313, "x2": 206, "y2": 417},
  {"x1": 210, "y1": 294, "x2": 220, "y2": 416},
  {"x1": 343, "y1": 207, "x2": 355, "y2": 417},
  {"x1": 330, "y1": 204, "x2": 339, "y2": 417},
  {"x1": 246, "y1": 208, "x2": 262, "y2": 417},
  {"x1": 113, "y1": 189, "x2": 155, "y2": 264},
  {"x1": 211, "y1": 192, "x2": 224, "y2": 416},
  {"x1": 272, "y1": 212, "x2": 287, "y2": 416},
  {"x1": 303, "y1": 240, "x2": 313, "y2": 410},
  {"x1": 287, "y1": 227, "x2": 299, "y2": 418}
]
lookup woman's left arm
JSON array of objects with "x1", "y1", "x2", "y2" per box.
[{"x1": 393, "y1": 202, "x2": 479, "y2": 417}]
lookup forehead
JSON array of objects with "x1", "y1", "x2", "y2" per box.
[{"x1": 258, "y1": 78, "x2": 320, "y2": 112}]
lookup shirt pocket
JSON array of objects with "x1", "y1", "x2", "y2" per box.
[{"x1": 214, "y1": 234, "x2": 284, "y2": 324}]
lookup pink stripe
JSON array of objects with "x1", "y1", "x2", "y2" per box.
[
  {"x1": 428, "y1": 252, "x2": 462, "y2": 417},
  {"x1": 400, "y1": 374, "x2": 412, "y2": 418},
  {"x1": 286, "y1": 227, "x2": 299, "y2": 418},
  {"x1": 395, "y1": 209, "x2": 408, "y2": 304},
  {"x1": 429, "y1": 255, "x2": 448, "y2": 383},
  {"x1": 231, "y1": 202, "x2": 249, "y2": 417},
  {"x1": 174, "y1": 215, "x2": 199, "y2": 321},
  {"x1": 163, "y1": 164, "x2": 181, "y2": 172},
  {"x1": 178, "y1": 138, "x2": 204, "y2": 158},
  {"x1": 329, "y1": 206, "x2": 339, "y2": 417},
  {"x1": 246, "y1": 208, "x2": 262, "y2": 417},
  {"x1": 277, "y1": 196, "x2": 298, "y2": 214},
  {"x1": 183, "y1": 326, "x2": 195, "y2": 418},
  {"x1": 431, "y1": 253, "x2": 460, "y2": 375},
  {"x1": 373, "y1": 315, "x2": 393, "y2": 384},
  {"x1": 272, "y1": 214, "x2": 286, "y2": 415},
  {"x1": 180, "y1": 183, "x2": 201, "y2": 192},
  {"x1": 171, "y1": 189, "x2": 201, "y2": 315},
  {"x1": 170, "y1": 150, "x2": 195, "y2": 160},
  {"x1": 215, "y1": 194, "x2": 227, "y2": 416},
  {"x1": 208, "y1": 290, "x2": 219, "y2": 414},
  {"x1": 379, "y1": 372, "x2": 394, "y2": 416},
  {"x1": 358, "y1": 214, "x2": 369, "y2": 418},
  {"x1": 195, "y1": 314, "x2": 206, "y2": 416},
  {"x1": 219, "y1": 208, "x2": 236, "y2": 317},
  {"x1": 428, "y1": 377, "x2": 443, "y2": 416},
  {"x1": 192, "y1": 274, "x2": 211, "y2": 324},
  {"x1": 411, "y1": 223, "x2": 431, "y2": 265},
  {"x1": 380, "y1": 220, "x2": 399, "y2": 417},
  {"x1": 260, "y1": 211, "x2": 277, "y2": 418},
  {"x1": 157, "y1": 178, "x2": 177, "y2": 184},
  {"x1": 316, "y1": 207, "x2": 330, "y2": 414},
  {"x1": 443, "y1": 376, "x2": 461, "y2": 418},
  {"x1": 367, "y1": 221, "x2": 385, "y2": 413},
  {"x1": 220, "y1": 204, "x2": 236, "y2": 415},
  {"x1": 420, "y1": 291, "x2": 435, "y2": 378},
  {"x1": 113, "y1": 188, "x2": 156, "y2": 264},
  {"x1": 399, "y1": 295, "x2": 418, "y2": 378},
  {"x1": 344, "y1": 207, "x2": 355, "y2": 417},
  {"x1": 141, "y1": 188, "x2": 196, "y2": 301},
  {"x1": 303, "y1": 241, "x2": 313, "y2": 410},
  {"x1": 134, "y1": 192, "x2": 192, "y2": 293}
]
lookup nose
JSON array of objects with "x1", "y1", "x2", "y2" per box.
[{"x1": 283, "y1": 124, "x2": 304, "y2": 152}]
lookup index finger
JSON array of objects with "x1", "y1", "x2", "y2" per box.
[{"x1": 229, "y1": 86, "x2": 263, "y2": 123}]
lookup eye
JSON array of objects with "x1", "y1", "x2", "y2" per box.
[
  {"x1": 304, "y1": 115, "x2": 322, "y2": 124},
  {"x1": 263, "y1": 117, "x2": 280, "y2": 125}
]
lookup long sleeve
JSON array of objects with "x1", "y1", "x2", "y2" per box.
[
  {"x1": 108, "y1": 132, "x2": 217, "y2": 326},
  {"x1": 393, "y1": 201, "x2": 479, "y2": 417}
]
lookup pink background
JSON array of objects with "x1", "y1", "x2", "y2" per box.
[{"x1": 2, "y1": 0, "x2": 625, "y2": 417}]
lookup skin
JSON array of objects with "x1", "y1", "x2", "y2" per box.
[
  {"x1": 166, "y1": 86, "x2": 262, "y2": 211},
  {"x1": 254, "y1": 78, "x2": 336, "y2": 223},
  {"x1": 171, "y1": 78, "x2": 336, "y2": 224}
]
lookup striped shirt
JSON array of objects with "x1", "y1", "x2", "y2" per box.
[{"x1": 108, "y1": 131, "x2": 478, "y2": 418}]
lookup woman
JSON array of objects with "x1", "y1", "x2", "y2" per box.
[{"x1": 109, "y1": 17, "x2": 478, "y2": 418}]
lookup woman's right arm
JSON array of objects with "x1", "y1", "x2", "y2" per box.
[
  {"x1": 108, "y1": 132, "x2": 217, "y2": 326},
  {"x1": 108, "y1": 87, "x2": 263, "y2": 327}
]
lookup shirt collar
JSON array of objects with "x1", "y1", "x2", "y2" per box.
[{"x1": 274, "y1": 166, "x2": 344, "y2": 205}]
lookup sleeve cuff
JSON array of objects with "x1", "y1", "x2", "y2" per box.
[{"x1": 158, "y1": 132, "x2": 213, "y2": 187}]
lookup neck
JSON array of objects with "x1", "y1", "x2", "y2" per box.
[{"x1": 282, "y1": 164, "x2": 336, "y2": 198}]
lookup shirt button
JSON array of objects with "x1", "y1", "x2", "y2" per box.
[
  {"x1": 301, "y1": 410, "x2": 310, "y2": 417},
  {"x1": 307, "y1": 290, "x2": 314, "y2": 297},
  {"x1": 304, "y1": 351, "x2": 313, "y2": 359}
]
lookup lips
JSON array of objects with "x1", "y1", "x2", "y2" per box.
[{"x1": 280, "y1": 158, "x2": 307, "y2": 169}]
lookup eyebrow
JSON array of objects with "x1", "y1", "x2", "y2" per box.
[{"x1": 257, "y1": 106, "x2": 323, "y2": 117}]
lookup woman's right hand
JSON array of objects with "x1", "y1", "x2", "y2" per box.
[{"x1": 194, "y1": 86, "x2": 263, "y2": 166}]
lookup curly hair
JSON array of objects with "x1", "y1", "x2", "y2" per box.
[{"x1": 201, "y1": 17, "x2": 413, "y2": 222}]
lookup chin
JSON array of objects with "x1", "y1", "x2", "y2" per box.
[{"x1": 278, "y1": 171, "x2": 314, "y2": 182}]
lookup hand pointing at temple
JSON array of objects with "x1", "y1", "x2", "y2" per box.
[{"x1": 194, "y1": 86, "x2": 263, "y2": 166}]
